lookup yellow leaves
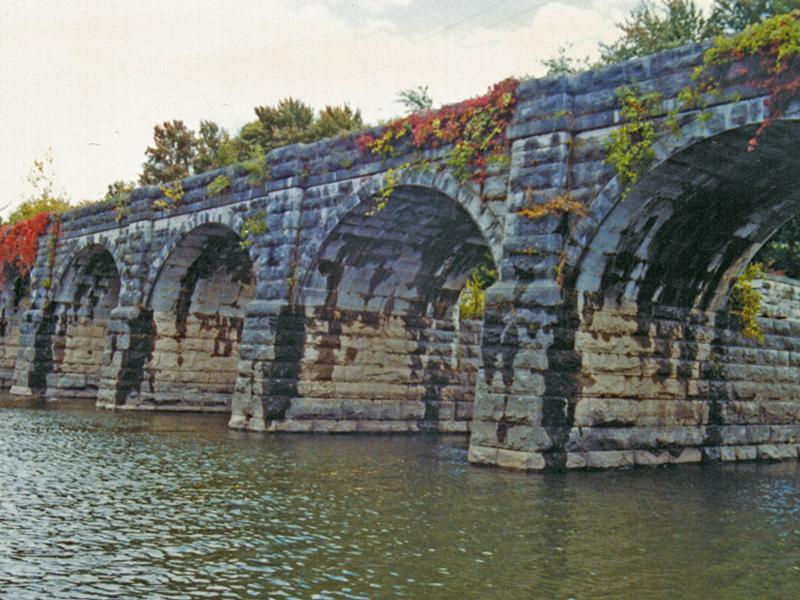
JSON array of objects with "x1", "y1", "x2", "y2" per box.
[
  {"x1": 518, "y1": 193, "x2": 588, "y2": 220},
  {"x1": 731, "y1": 263, "x2": 765, "y2": 343}
]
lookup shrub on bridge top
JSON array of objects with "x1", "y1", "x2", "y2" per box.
[{"x1": 357, "y1": 78, "x2": 519, "y2": 187}]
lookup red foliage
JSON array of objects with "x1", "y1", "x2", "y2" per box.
[
  {"x1": 357, "y1": 77, "x2": 519, "y2": 183},
  {"x1": 0, "y1": 212, "x2": 51, "y2": 282}
]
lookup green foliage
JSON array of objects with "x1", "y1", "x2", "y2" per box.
[
  {"x1": 207, "y1": 175, "x2": 231, "y2": 197},
  {"x1": 254, "y1": 98, "x2": 315, "y2": 149},
  {"x1": 703, "y1": 8, "x2": 800, "y2": 69},
  {"x1": 458, "y1": 255, "x2": 498, "y2": 321},
  {"x1": 368, "y1": 166, "x2": 402, "y2": 215},
  {"x1": 754, "y1": 215, "x2": 800, "y2": 276},
  {"x1": 598, "y1": 0, "x2": 800, "y2": 67},
  {"x1": 239, "y1": 211, "x2": 268, "y2": 248},
  {"x1": 193, "y1": 120, "x2": 238, "y2": 173},
  {"x1": 140, "y1": 120, "x2": 195, "y2": 185},
  {"x1": 153, "y1": 182, "x2": 184, "y2": 211},
  {"x1": 104, "y1": 180, "x2": 135, "y2": 223},
  {"x1": 731, "y1": 263, "x2": 764, "y2": 342},
  {"x1": 710, "y1": 0, "x2": 800, "y2": 33},
  {"x1": 683, "y1": 9, "x2": 800, "y2": 150},
  {"x1": 446, "y1": 141, "x2": 477, "y2": 182},
  {"x1": 310, "y1": 105, "x2": 364, "y2": 139},
  {"x1": 359, "y1": 78, "x2": 518, "y2": 188},
  {"x1": 541, "y1": 44, "x2": 594, "y2": 75},
  {"x1": 9, "y1": 150, "x2": 71, "y2": 225},
  {"x1": 601, "y1": 0, "x2": 712, "y2": 64},
  {"x1": 604, "y1": 87, "x2": 662, "y2": 197},
  {"x1": 397, "y1": 85, "x2": 433, "y2": 113},
  {"x1": 239, "y1": 150, "x2": 272, "y2": 186},
  {"x1": 242, "y1": 98, "x2": 364, "y2": 156}
]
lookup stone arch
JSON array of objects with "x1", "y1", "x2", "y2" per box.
[
  {"x1": 293, "y1": 169, "x2": 504, "y2": 294},
  {"x1": 47, "y1": 238, "x2": 125, "y2": 303},
  {"x1": 32, "y1": 243, "x2": 121, "y2": 401},
  {"x1": 271, "y1": 177, "x2": 500, "y2": 433},
  {"x1": 570, "y1": 117, "x2": 800, "y2": 311},
  {"x1": 133, "y1": 222, "x2": 256, "y2": 412},
  {"x1": 555, "y1": 117, "x2": 800, "y2": 465},
  {"x1": 145, "y1": 211, "x2": 251, "y2": 296},
  {"x1": 566, "y1": 100, "x2": 799, "y2": 297}
]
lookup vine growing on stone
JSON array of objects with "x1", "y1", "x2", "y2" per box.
[
  {"x1": 603, "y1": 11, "x2": 800, "y2": 200},
  {"x1": 731, "y1": 262, "x2": 765, "y2": 342},
  {"x1": 0, "y1": 212, "x2": 52, "y2": 283},
  {"x1": 207, "y1": 175, "x2": 232, "y2": 197},
  {"x1": 604, "y1": 86, "x2": 662, "y2": 198},
  {"x1": 357, "y1": 78, "x2": 519, "y2": 208},
  {"x1": 689, "y1": 9, "x2": 800, "y2": 151},
  {"x1": 239, "y1": 211, "x2": 269, "y2": 248},
  {"x1": 458, "y1": 255, "x2": 497, "y2": 320}
]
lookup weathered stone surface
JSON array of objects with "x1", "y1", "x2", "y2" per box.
[{"x1": 0, "y1": 42, "x2": 798, "y2": 471}]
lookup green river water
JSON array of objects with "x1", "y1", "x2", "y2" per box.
[{"x1": 0, "y1": 401, "x2": 798, "y2": 599}]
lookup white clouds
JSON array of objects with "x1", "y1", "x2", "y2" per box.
[
  {"x1": 353, "y1": 0, "x2": 414, "y2": 11},
  {"x1": 0, "y1": 0, "x2": 684, "y2": 217}
]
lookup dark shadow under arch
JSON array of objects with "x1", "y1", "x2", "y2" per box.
[
  {"x1": 130, "y1": 223, "x2": 256, "y2": 412},
  {"x1": 267, "y1": 184, "x2": 497, "y2": 432},
  {"x1": 31, "y1": 244, "x2": 121, "y2": 401}
]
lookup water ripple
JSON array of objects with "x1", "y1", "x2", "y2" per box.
[{"x1": 0, "y1": 405, "x2": 798, "y2": 599}]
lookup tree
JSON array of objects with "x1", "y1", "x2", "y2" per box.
[
  {"x1": 192, "y1": 120, "x2": 237, "y2": 173},
  {"x1": 253, "y1": 97, "x2": 316, "y2": 151},
  {"x1": 600, "y1": 0, "x2": 712, "y2": 64},
  {"x1": 9, "y1": 149, "x2": 71, "y2": 225},
  {"x1": 397, "y1": 85, "x2": 433, "y2": 113},
  {"x1": 541, "y1": 44, "x2": 594, "y2": 76},
  {"x1": 309, "y1": 104, "x2": 364, "y2": 139},
  {"x1": 139, "y1": 120, "x2": 195, "y2": 185},
  {"x1": 239, "y1": 98, "x2": 363, "y2": 156},
  {"x1": 138, "y1": 98, "x2": 367, "y2": 186},
  {"x1": 710, "y1": 0, "x2": 800, "y2": 33}
]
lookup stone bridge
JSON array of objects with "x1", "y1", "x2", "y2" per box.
[{"x1": 2, "y1": 41, "x2": 800, "y2": 470}]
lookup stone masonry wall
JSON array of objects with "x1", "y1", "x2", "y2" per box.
[
  {"x1": 0, "y1": 277, "x2": 29, "y2": 389},
  {"x1": 277, "y1": 310, "x2": 480, "y2": 432},
  {"x1": 1, "y1": 40, "x2": 797, "y2": 470}
]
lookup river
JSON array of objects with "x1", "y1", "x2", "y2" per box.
[{"x1": 0, "y1": 401, "x2": 798, "y2": 599}]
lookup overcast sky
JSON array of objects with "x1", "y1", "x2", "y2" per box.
[{"x1": 0, "y1": 0, "x2": 715, "y2": 217}]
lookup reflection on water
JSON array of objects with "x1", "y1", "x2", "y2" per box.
[{"x1": 0, "y1": 401, "x2": 798, "y2": 599}]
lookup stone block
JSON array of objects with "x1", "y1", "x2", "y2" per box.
[
  {"x1": 504, "y1": 396, "x2": 543, "y2": 425},
  {"x1": 584, "y1": 450, "x2": 634, "y2": 469},
  {"x1": 634, "y1": 450, "x2": 672, "y2": 466},
  {"x1": 495, "y1": 449, "x2": 546, "y2": 470},
  {"x1": 504, "y1": 424, "x2": 552, "y2": 451},
  {"x1": 470, "y1": 420, "x2": 499, "y2": 447},
  {"x1": 468, "y1": 444, "x2": 498, "y2": 465},
  {"x1": 565, "y1": 452, "x2": 587, "y2": 469},
  {"x1": 757, "y1": 444, "x2": 798, "y2": 461},
  {"x1": 574, "y1": 398, "x2": 638, "y2": 427}
]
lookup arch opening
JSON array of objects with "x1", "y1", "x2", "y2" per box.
[
  {"x1": 565, "y1": 120, "x2": 800, "y2": 450},
  {"x1": 282, "y1": 185, "x2": 497, "y2": 432},
  {"x1": 136, "y1": 223, "x2": 255, "y2": 412},
  {"x1": 34, "y1": 245, "x2": 121, "y2": 401}
]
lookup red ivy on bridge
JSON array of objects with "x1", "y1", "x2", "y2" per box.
[
  {"x1": 357, "y1": 77, "x2": 519, "y2": 185},
  {"x1": 0, "y1": 212, "x2": 51, "y2": 282}
]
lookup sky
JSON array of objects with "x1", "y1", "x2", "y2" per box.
[{"x1": 0, "y1": 0, "x2": 715, "y2": 218}]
